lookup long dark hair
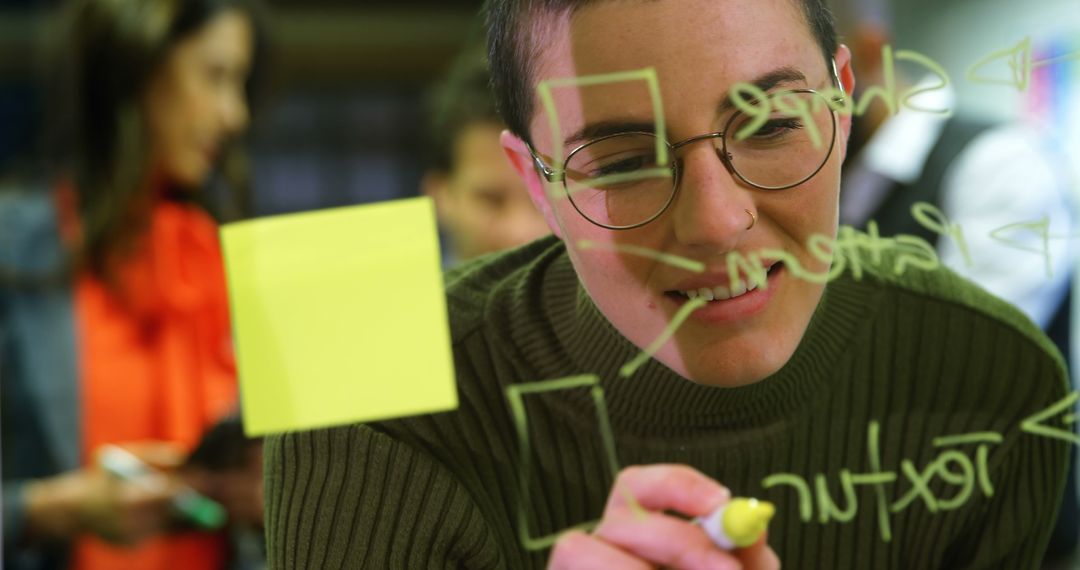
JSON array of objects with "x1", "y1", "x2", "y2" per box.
[{"x1": 48, "y1": 0, "x2": 267, "y2": 281}]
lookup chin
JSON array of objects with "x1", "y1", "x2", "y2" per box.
[{"x1": 675, "y1": 337, "x2": 796, "y2": 387}]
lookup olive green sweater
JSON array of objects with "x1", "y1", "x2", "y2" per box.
[{"x1": 265, "y1": 236, "x2": 1069, "y2": 569}]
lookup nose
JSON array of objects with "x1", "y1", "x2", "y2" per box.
[{"x1": 668, "y1": 142, "x2": 755, "y2": 252}]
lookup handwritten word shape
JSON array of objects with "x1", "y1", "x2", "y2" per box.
[
  {"x1": 221, "y1": 197, "x2": 457, "y2": 436},
  {"x1": 728, "y1": 45, "x2": 952, "y2": 143},
  {"x1": 762, "y1": 421, "x2": 1000, "y2": 542}
]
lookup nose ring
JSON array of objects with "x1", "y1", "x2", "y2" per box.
[{"x1": 745, "y1": 209, "x2": 756, "y2": 230}]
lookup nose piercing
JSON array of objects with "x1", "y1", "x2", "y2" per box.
[{"x1": 745, "y1": 209, "x2": 756, "y2": 230}]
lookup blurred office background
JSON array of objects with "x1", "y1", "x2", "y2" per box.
[
  {"x1": 0, "y1": 0, "x2": 488, "y2": 217},
  {"x1": 0, "y1": 0, "x2": 1077, "y2": 213}
]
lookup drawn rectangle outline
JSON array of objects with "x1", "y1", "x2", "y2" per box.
[
  {"x1": 536, "y1": 68, "x2": 668, "y2": 202},
  {"x1": 505, "y1": 374, "x2": 621, "y2": 550}
]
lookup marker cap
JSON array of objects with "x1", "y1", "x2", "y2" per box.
[{"x1": 698, "y1": 497, "x2": 775, "y2": 550}]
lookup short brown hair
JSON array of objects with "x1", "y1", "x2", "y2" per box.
[{"x1": 484, "y1": 0, "x2": 838, "y2": 142}]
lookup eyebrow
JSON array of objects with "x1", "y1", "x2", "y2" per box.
[
  {"x1": 718, "y1": 66, "x2": 808, "y2": 114},
  {"x1": 564, "y1": 120, "x2": 658, "y2": 147},
  {"x1": 561, "y1": 66, "x2": 809, "y2": 148}
]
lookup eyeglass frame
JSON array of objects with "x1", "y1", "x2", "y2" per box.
[{"x1": 526, "y1": 59, "x2": 847, "y2": 230}]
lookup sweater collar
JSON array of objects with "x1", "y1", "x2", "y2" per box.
[{"x1": 528, "y1": 244, "x2": 880, "y2": 436}]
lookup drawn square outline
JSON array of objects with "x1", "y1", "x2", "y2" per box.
[
  {"x1": 505, "y1": 374, "x2": 621, "y2": 551},
  {"x1": 536, "y1": 68, "x2": 670, "y2": 201}
]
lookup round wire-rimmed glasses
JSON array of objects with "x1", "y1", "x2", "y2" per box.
[{"x1": 527, "y1": 70, "x2": 846, "y2": 230}]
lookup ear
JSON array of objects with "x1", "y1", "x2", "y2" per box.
[
  {"x1": 833, "y1": 44, "x2": 857, "y2": 163},
  {"x1": 421, "y1": 171, "x2": 453, "y2": 224},
  {"x1": 499, "y1": 129, "x2": 563, "y2": 239}
]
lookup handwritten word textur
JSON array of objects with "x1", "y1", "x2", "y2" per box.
[
  {"x1": 757, "y1": 392, "x2": 1077, "y2": 542},
  {"x1": 762, "y1": 422, "x2": 1000, "y2": 542}
]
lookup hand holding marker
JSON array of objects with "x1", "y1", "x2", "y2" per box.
[
  {"x1": 696, "y1": 497, "x2": 776, "y2": 550},
  {"x1": 98, "y1": 444, "x2": 227, "y2": 530}
]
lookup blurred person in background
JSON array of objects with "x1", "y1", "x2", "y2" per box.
[
  {"x1": 836, "y1": 2, "x2": 1079, "y2": 563},
  {"x1": 0, "y1": 0, "x2": 267, "y2": 568},
  {"x1": 838, "y1": 1, "x2": 1074, "y2": 335},
  {"x1": 422, "y1": 41, "x2": 549, "y2": 265}
]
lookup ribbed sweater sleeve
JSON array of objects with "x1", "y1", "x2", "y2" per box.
[{"x1": 265, "y1": 424, "x2": 504, "y2": 569}]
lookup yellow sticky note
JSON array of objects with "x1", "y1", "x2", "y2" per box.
[{"x1": 221, "y1": 197, "x2": 457, "y2": 436}]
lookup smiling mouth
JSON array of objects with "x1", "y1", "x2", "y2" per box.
[{"x1": 664, "y1": 262, "x2": 785, "y2": 302}]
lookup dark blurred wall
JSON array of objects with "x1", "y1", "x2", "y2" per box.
[{"x1": 0, "y1": 1, "x2": 483, "y2": 213}]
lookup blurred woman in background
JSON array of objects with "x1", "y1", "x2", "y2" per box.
[{"x1": 1, "y1": 0, "x2": 266, "y2": 568}]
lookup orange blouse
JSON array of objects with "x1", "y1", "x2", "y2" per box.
[{"x1": 67, "y1": 196, "x2": 238, "y2": 570}]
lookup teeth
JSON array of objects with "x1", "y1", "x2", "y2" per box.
[{"x1": 678, "y1": 276, "x2": 762, "y2": 302}]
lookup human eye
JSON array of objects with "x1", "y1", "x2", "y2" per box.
[
  {"x1": 749, "y1": 117, "x2": 803, "y2": 140},
  {"x1": 588, "y1": 151, "x2": 653, "y2": 178}
]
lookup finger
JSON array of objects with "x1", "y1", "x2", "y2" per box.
[
  {"x1": 118, "y1": 474, "x2": 183, "y2": 507},
  {"x1": 606, "y1": 465, "x2": 729, "y2": 518},
  {"x1": 595, "y1": 509, "x2": 741, "y2": 570},
  {"x1": 547, "y1": 530, "x2": 655, "y2": 570},
  {"x1": 735, "y1": 535, "x2": 780, "y2": 570},
  {"x1": 123, "y1": 441, "x2": 187, "y2": 470}
]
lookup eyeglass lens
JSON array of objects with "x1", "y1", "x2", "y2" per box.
[{"x1": 562, "y1": 90, "x2": 837, "y2": 229}]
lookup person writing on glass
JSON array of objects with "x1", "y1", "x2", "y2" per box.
[
  {"x1": 264, "y1": 0, "x2": 1069, "y2": 567},
  {"x1": 1, "y1": 0, "x2": 266, "y2": 568}
]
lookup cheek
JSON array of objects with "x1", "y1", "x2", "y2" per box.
[
  {"x1": 568, "y1": 248, "x2": 661, "y2": 342},
  {"x1": 147, "y1": 96, "x2": 194, "y2": 163},
  {"x1": 157, "y1": 113, "x2": 190, "y2": 156},
  {"x1": 769, "y1": 173, "x2": 841, "y2": 243},
  {"x1": 564, "y1": 221, "x2": 668, "y2": 329}
]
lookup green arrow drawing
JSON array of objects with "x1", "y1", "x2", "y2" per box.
[{"x1": 1021, "y1": 391, "x2": 1080, "y2": 445}]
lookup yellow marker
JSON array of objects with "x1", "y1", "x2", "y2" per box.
[{"x1": 697, "y1": 497, "x2": 775, "y2": 550}]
